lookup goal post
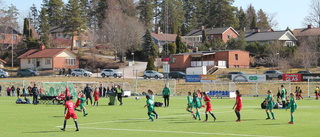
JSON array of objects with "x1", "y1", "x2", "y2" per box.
[{"x1": 132, "y1": 79, "x2": 176, "y2": 96}]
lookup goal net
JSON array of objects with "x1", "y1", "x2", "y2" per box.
[{"x1": 132, "y1": 79, "x2": 176, "y2": 96}]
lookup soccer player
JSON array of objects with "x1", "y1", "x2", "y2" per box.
[
  {"x1": 315, "y1": 86, "x2": 319, "y2": 100},
  {"x1": 147, "y1": 89, "x2": 158, "y2": 119},
  {"x1": 93, "y1": 87, "x2": 100, "y2": 106},
  {"x1": 202, "y1": 92, "x2": 217, "y2": 122},
  {"x1": 286, "y1": 93, "x2": 297, "y2": 124},
  {"x1": 193, "y1": 92, "x2": 202, "y2": 121},
  {"x1": 233, "y1": 90, "x2": 242, "y2": 122},
  {"x1": 74, "y1": 92, "x2": 82, "y2": 111},
  {"x1": 186, "y1": 92, "x2": 195, "y2": 119},
  {"x1": 265, "y1": 90, "x2": 276, "y2": 120},
  {"x1": 162, "y1": 84, "x2": 170, "y2": 107},
  {"x1": 144, "y1": 95, "x2": 155, "y2": 122},
  {"x1": 76, "y1": 94, "x2": 88, "y2": 116},
  {"x1": 280, "y1": 85, "x2": 287, "y2": 108},
  {"x1": 61, "y1": 96, "x2": 79, "y2": 131}
]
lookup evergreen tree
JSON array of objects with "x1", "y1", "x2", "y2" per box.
[
  {"x1": 64, "y1": 0, "x2": 87, "y2": 50},
  {"x1": 163, "y1": 43, "x2": 177, "y2": 55},
  {"x1": 246, "y1": 4, "x2": 256, "y2": 29},
  {"x1": 29, "y1": 4, "x2": 39, "y2": 31},
  {"x1": 137, "y1": 0, "x2": 154, "y2": 29},
  {"x1": 159, "y1": 0, "x2": 185, "y2": 34},
  {"x1": 237, "y1": 7, "x2": 248, "y2": 30},
  {"x1": 23, "y1": 18, "x2": 32, "y2": 39},
  {"x1": 47, "y1": 0, "x2": 65, "y2": 26},
  {"x1": 182, "y1": 0, "x2": 198, "y2": 33},
  {"x1": 146, "y1": 57, "x2": 156, "y2": 71},
  {"x1": 250, "y1": 16, "x2": 257, "y2": 29},
  {"x1": 143, "y1": 29, "x2": 158, "y2": 58},
  {"x1": 257, "y1": 9, "x2": 270, "y2": 29},
  {"x1": 38, "y1": 7, "x2": 50, "y2": 47},
  {"x1": 202, "y1": 29, "x2": 207, "y2": 43},
  {"x1": 175, "y1": 29, "x2": 187, "y2": 53},
  {"x1": 96, "y1": 0, "x2": 108, "y2": 29},
  {"x1": 226, "y1": 31, "x2": 246, "y2": 50},
  {"x1": 206, "y1": 0, "x2": 239, "y2": 28}
]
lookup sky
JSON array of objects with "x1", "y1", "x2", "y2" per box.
[{"x1": 2, "y1": 0, "x2": 311, "y2": 30}]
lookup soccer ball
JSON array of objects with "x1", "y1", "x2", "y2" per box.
[{"x1": 135, "y1": 97, "x2": 139, "y2": 100}]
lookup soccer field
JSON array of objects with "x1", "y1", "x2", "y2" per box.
[{"x1": 1, "y1": 96, "x2": 319, "y2": 137}]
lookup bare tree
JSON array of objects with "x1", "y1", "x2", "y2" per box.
[
  {"x1": 304, "y1": 0, "x2": 320, "y2": 27},
  {"x1": 100, "y1": 0, "x2": 144, "y2": 62},
  {"x1": 267, "y1": 13, "x2": 279, "y2": 29},
  {"x1": 294, "y1": 36, "x2": 319, "y2": 69}
]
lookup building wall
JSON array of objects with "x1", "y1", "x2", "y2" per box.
[
  {"x1": 221, "y1": 29, "x2": 238, "y2": 42},
  {"x1": 226, "y1": 50, "x2": 249, "y2": 68},
  {"x1": 170, "y1": 54, "x2": 191, "y2": 72}
]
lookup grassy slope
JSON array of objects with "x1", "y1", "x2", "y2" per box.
[{"x1": 1, "y1": 96, "x2": 319, "y2": 137}]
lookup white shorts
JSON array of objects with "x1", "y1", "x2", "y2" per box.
[{"x1": 282, "y1": 98, "x2": 286, "y2": 101}]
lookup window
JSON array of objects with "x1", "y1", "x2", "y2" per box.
[
  {"x1": 45, "y1": 58, "x2": 51, "y2": 65},
  {"x1": 235, "y1": 54, "x2": 238, "y2": 60},
  {"x1": 66, "y1": 58, "x2": 76, "y2": 66},
  {"x1": 171, "y1": 57, "x2": 176, "y2": 64},
  {"x1": 12, "y1": 35, "x2": 17, "y2": 41},
  {"x1": 32, "y1": 59, "x2": 35, "y2": 64},
  {"x1": 28, "y1": 59, "x2": 31, "y2": 64}
]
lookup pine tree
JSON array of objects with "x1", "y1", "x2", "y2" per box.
[
  {"x1": 163, "y1": 43, "x2": 177, "y2": 55},
  {"x1": 257, "y1": 9, "x2": 270, "y2": 29},
  {"x1": 250, "y1": 16, "x2": 257, "y2": 29},
  {"x1": 202, "y1": 29, "x2": 207, "y2": 43},
  {"x1": 38, "y1": 7, "x2": 50, "y2": 47},
  {"x1": 159, "y1": 0, "x2": 185, "y2": 34},
  {"x1": 64, "y1": 0, "x2": 87, "y2": 50},
  {"x1": 143, "y1": 29, "x2": 158, "y2": 58},
  {"x1": 137, "y1": 0, "x2": 154, "y2": 29},
  {"x1": 206, "y1": 0, "x2": 238, "y2": 28},
  {"x1": 23, "y1": 18, "x2": 32, "y2": 39},
  {"x1": 175, "y1": 29, "x2": 187, "y2": 53},
  {"x1": 237, "y1": 7, "x2": 248, "y2": 30},
  {"x1": 29, "y1": 4, "x2": 39, "y2": 31},
  {"x1": 246, "y1": 4, "x2": 256, "y2": 29},
  {"x1": 47, "y1": 0, "x2": 65, "y2": 26},
  {"x1": 146, "y1": 57, "x2": 156, "y2": 71}
]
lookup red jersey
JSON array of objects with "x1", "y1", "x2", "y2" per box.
[
  {"x1": 65, "y1": 101, "x2": 75, "y2": 113},
  {"x1": 65, "y1": 88, "x2": 70, "y2": 97},
  {"x1": 235, "y1": 96, "x2": 242, "y2": 111},
  {"x1": 94, "y1": 91, "x2": 100, "y2": 101},
  {"x1": 203, "y1": 95, "x2": 212, "y2": 112},
  {"x1": 58, "y1": 93, "x2": 65, "y2": 100}
]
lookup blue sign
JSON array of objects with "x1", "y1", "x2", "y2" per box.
[{"x1": 185, "y1": 75, "x2": 201, "y2": 82}]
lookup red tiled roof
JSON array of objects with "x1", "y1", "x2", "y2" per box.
[
  {"x1": 17, "y1": 48, "x2": 75, "y2": 59},
  {"x1": 292, "y1": 28, "x2": 320, "y2": 37},
  {"x1": 0, "y1": 59, "x2": 7, "y2": 64},
  {"x1": 151, "y1": 33, "x2": 188, "y2": 42}
]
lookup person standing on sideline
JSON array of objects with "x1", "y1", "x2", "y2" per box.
[
  {"x1": 0, "y1": 85, "x2": 2, "y2": 96},
  {"x1": 11, "y1": 85, "x2": 15, "y2": 96},
  {"x1": 265, "y1": 90, "x2": 275, "y2": 120},
  {"x1": 115, "y1": 85, "x2": 123, "y2": 105},
  {"x1": 233, "y1": 90, "x2": 242, "y2": 122},
  {"x1": 22, "y1": 87, "x2": 27, "y2": 95},
  {"x1": 186, "y1": 91, "x2": 195, "y2": 119},
  {"x1": 286, "y1": 93, "x2": 297, "y2": 124},
  {"x1": 144, "y1": 95, "x2": 155, "y2": 122},
  {"x1": 6, "y1": 87, "x2": 10, "y2": 96},
  {"x1": 32, "y1": 84, "x2": 39, "y2": 105},
  {"x1": 16, "y1": 86, "x2": 21, "y2": 97},
  {"x1": 93, "y1": 87, "x2": 100, "y2": 106},
  {"x1": 99, "y1": 84, "x2": 103, "y2": 97},
  {"x1": 162, "y1": 84, "x2": 170, "y2": 107},
  {"x1": 280, "y1": 85, "x2": 287, "y2": 108},
  {"x1": 202, "y1": 92, "x2": 217, "y2": 122},
  {"x1": 61, "y1": 96, "x2": 79, "y2": 131},
  {"x1": 83, "y1": 84, "x2": 93, "y2": 106},
  {"x1": 315, "y1": 86, "x2": 319, "y2": 100}
]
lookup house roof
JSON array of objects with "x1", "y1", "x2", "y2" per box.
[
  {"x1": 0, "y1": 26, "x2": 21, "y2": 35},
  {"x1": 171, "y1": 50, "x2": 249, "y2": 56},
  {"x1": 151, "y1": 33, "x2": 188, "y2": 43},
  {"x1": 17, "y1": 47, "x2": 76, "y2": 59},
  {"x1": 245, "y1": 31, "x2": 296, "y2": 42},
  {"x1": 185, "y1": 27, "x2": 238, "y2": 36},
  {"x1": 50, "y1": 26, "x2": 65, "y2": 33},
  {"x1": 244, "y1": 28, "x2": 274, "y2": 34},
  {"x1": 292, "y1": 27, "x2": 320, "y2": 37}
]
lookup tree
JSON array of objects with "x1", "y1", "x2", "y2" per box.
[
  {"x1": 47, "y1": 0, "x2": 65, "y2": 26},
  {"x1": 250, "y1": 15, "x2": 257, "y2": 29},
  {"x1": 146, "y1": 57, "x2": 156, "y2": 71},
  {"x1": 175, "y1": 29, "x2": 187, "y2": 53},
  {"x1": 38, "y1": 7, "x2": 50, "y2": 47},
  {"x1": 0, "y1": 4, "x2": 19, "y2": 29},
  {"x1": 246, "y1": 4, "x2": 256, "y2": 29},
  {"x1": 159, "y1": 0, "x2": 185, "y2": 34},
  {"x1": 64, "y1": 0, "x2": 87, "y2": 50},
  {"x1": 29, "y1": 4, "x2": 39, "y2": 31},
  {"x1": 237, "y1": 7, "x2": 248, "y2": 30},
  {"x1": 257, "y1": 9, "x2": 270, "y2": 29},
  {"x1": 23, "y1": 18, "x2": 32, "y2": 39},
  {"x1": 163, "y1": 43, "x2": 177, "y2": 55},
  {"x1": 304, "y1": 0, "x2": 320, "y2": 27},
  {"x1": 143, "y1": 29, "x2": 158, "y2": 58},
  {"x1": 206, "y1": 0, "x2": 239, "y2": 28},
  {"x1": 182, "y1": 0, "x2": 198, "y2": 33},
  {"x1": 201, "y1": 28, "x2": 207, "y2": 43},
  {"x1": 226, "y1": 31, "x2": 246, "y2": 50},
  {"x1": 137, "y1": 0, "x2": 154, "y2": 29}
]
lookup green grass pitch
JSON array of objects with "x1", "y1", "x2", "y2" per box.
[{"x1": 1, "y1": 96, "x2": 319, "y2": 137}]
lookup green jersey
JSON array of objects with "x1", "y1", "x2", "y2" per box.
[
  {"x1": 80, "y1": 97, "x2": 86, "y2": 104},
  {"x1": 162, "y1": 87, "x2": 170, "y2": 95},
  {"x1": 193, "y1": 96, "x2": 201, "y2": 108},
  {"x1": 281, "y1": 88, "x2": 286, "y2": 98},
  {"x1": 187, "y1": 95, "x2": 193, "y2": 107},
  {"x1": 146, "y1": 99, "x2": 154, "y2": 113},
  {"x1": 266, "y1": 94, "x2": 274, "y2": 106},
  {"x1": 286, "y1": 97, "x2": 297, "y2": 112}
]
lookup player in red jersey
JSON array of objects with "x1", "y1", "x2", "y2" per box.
[
  {"x1": 61, "y1": 96, "x2": 79, "y2": 131},
  {"x1": 65, "y1": 86, "x2": 71, "y2": 97},
  {"x1": 93, "y1": 87, "x2": 100, "y2": 106},
  {"x1": 74, "y1": 91, "x2": 82, "y2": 111},
  {"x1": 202, "y1": 92, "x2": 217, "y2": 122},
  {"x1": 232, "y1": 90, "x2": 242, "y2": 122}
]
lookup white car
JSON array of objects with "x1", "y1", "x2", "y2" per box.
[
  {"x1": 143, "y1": 70, "x2": 164, "y2": 79},
  {"x1": 71, "y1": 69, "x2": 92, "y2": 77},
  {"x1": 0, "y1": 69, "x2": 9, "y2": 78},
  {"x1": 100, "y1": 69, "x2": 122, "y2": 78}
]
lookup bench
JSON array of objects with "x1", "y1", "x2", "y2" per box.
[{"x1": 39, "y1": 96, "x2": 57, "y2": 104}]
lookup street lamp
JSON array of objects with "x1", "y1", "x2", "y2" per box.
[
  {"x1": 132, "y1": 52, "x2": 134, "y2": 75},
  {"x1": 276, "y1": 52, "x2": 279, "y2": 68}
]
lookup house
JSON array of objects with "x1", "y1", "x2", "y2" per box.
[
  {"x1": 0, "y1": 26, "x2": 22, "y2": 50},
  {"x1": 292, "y1": 25, "x2": 320, "y2": 39},
  {"x1": 17, "y1": 45, "x2": 79, "y2": 70},
  {"x1": 169, "y1": 49, "x2": 250, "y2": 72},
  {"x1": 183, "y1": 26, "x2": 239, "y2": 46},
  {"x1": 245, "y1": 30, "x2": 298, "y2": 46},
  {"x1": 150, "y1": 28, "x2": 188, "y2": 53},
  {"x1": 0, "y1": 59, "x2": 6, "y2": 69},
  {"x1": 50, "y1": 26, "x2": 89, "y2": 48}
]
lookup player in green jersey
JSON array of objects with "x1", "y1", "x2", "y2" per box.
[
  {"x1": 265, "y1": 90, "x2": 275, "y2": 120},
  {"x1": 186, "y1": 92, "x2": 195, "y2": 119},
  {"x1": 144, "y1": 95, "x2": 155, "y2": 122},
  {"x1": 192, "y1": 91, "x2": 202, "y2": 121},
  {"x1": 77, "y1": 94, "x2": 88, "y2": 116},
  {"x1": 286, "y1": 93, "x2": 297, "y2": 124},
  {"x1": 281, "y1": 85, "x2": 287, "y2": 108}
]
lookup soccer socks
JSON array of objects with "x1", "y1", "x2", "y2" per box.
[
  {"x1": 74, "y1": 120, "x2": 79, "y2": 130},
  {"x1": 187, "y1": 110, "x2": 193, "y2": 113},
  {"x1": 205, "y1": 113, "x2": 208, "y2": 121},
  {"x1": 266, "y1": 112, "x2": 270, "y2": 118},
  {"x1": 61, "y1": 120, "x2": 66, "y2": 131},
  {"x1": 97, "y1": 102, "x2": 98, "y2": 106},
  {"x1": 291, "y1": 115, "x2": 294, "y2": 122},
  {"x1": 271, "y1": 112, "x2": 275, "y2": 119},
  {"x1": 209, "y1": 112, "x2": 216, "y2": 119},
  {"x1": 83, "y1": 110, "x2": 87, "y2": 116},
  {"x1": 196, "y1": 111, "x2": 201, "y2": 120}
]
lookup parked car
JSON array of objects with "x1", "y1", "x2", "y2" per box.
[
  {"x1": 168, "y1": 71, "x2": 186, "y2": 79},
  {"x1": 17, "y1": 69, "x2": 39, "y2": 77},
  {"x1": 71, "y1": 69, "x2": 92, "y2": 77},
  {"x1": 264, "y1": 70, "x2": 283, "y2": 80},
  {"x1": 0, "y1": 69, "x2": 9, "y2": 78},
  {"x1": 100, "y1": 69, "x2": 122, "y2": 78},
  {"x1": 143, "y1": 70, "x2": 164, "y2": 79},
  {"x1": 227, "y1": 72, "x2": 246, "y2": 80},
  {"x1": 297, "y1": 70, "x2": 312, "y2": 74}
]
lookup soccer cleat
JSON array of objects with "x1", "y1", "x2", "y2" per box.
[
  {"x1": 288, "y1": 122, "x2": 294, "y2": 124},
  {"x1": 266, "y1": 118, "x2": 270, "y2": 120},
  {"x1": 214, "y1": 118, "x2": 217, "y2": 122},
  {"x1": 60, "y1": 128, "x2": 65, "y2": 131},
  {"x1": 272, "y1": 118, "x2": 276, "y2": 120},
  {"x1": 155, "y1": 114, "x2": 158, "y2": 119},
  {"x1": 84, "y1": 113, "x2": 88, "y2": 116},
  {"x1": 236, "y1": 120, "x2": 241, "y2": 122},
  {"x1": 75, "y1": 129, "x2": 79, "y2": 131},
  {"x1": 203, "y1": 120, "x2": 208, "y2": 122}
]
